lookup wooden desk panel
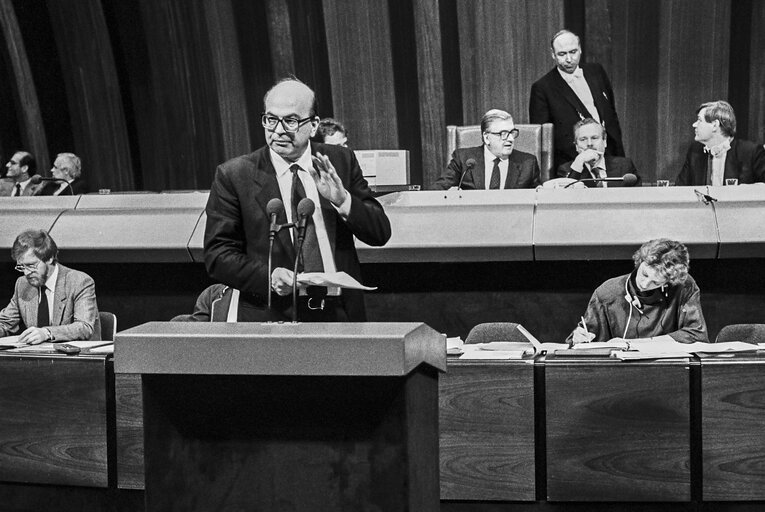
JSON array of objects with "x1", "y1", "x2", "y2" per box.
[
  {"x1": 545, "y1": 360, "x2": 691, "y2": 501},
  {"x1": 439, "y1": 360, "x2": 535, "y2": 501},
  {"x1": 115, "y1": 373, "x2": 144, "y2": 490},
  {"x1": 701, "y1": 357, "x2": 765, "y2": 500},
  {"x1": 0, "y1": 354, "x2": 109, "y2": 487}
]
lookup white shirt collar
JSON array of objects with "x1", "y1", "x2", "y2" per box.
[
  {"x1": 483, "y1": 145, "x2": 509, "y2": 162},
  {"x1": 558, "y1": 66, "x2": 583, "y2": 83},
  {"x1": 269, "y1": 146, "x2": 314, "y2": 178},
  {"x1": 44, "y1": 263, "x2": 59, "y2": 293},
  {"x1": 704, "y1": 138, "x2": 732, "y2": 159}
]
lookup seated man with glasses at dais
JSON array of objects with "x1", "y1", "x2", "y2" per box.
[
  {"x1": 435, "y1": 108, "x2": 541, "y2": 190},
  {"x1": 0, "y1": 229, "x2": 100, "y2": 344}
]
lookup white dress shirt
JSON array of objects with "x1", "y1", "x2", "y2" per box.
[
  {"x1": 270, "y1": 148, "x2": 352, "y2": 295},
  {"x1": 483, "y1": 146, "x2": 509, "y2": 189},
  {"x1": 705, "y1": 138, "x2": 732, "y2": 186},
  {"x1": 558, "y1": 66, "x2": 600, "y2": 123}
]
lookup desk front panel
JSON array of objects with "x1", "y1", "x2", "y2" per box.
[
  {"x1": 545, "y1": 359, "x2": 691, "y2": 501},
  {"x1": 0, "y1": 353, "x2": 109, "y2": 487},
  {"x1": 701, "y1": 356, "x2": 765, "y2": 500},
  {"x1": 439, "y1": 360, "x2": 535, "y2": 501}
]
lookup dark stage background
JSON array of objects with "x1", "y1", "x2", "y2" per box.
[{"x1": 0, "y1": 0, "x2": 763, "y2": 192}]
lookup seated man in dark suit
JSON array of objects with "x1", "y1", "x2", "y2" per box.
[
  {"x1": 0, "y1": 229, "x2": 100, "y2": 343},
  {"x1": 557, "y1": 118, "x2": 641, "y2": 187},
  {"x1": 676, "y1": 100, "x2": 765, "y2": 186},
  {"x1": 39, "y1": 152, "x2": 89, "y2": 195},
  {"x1": 435, "y1": 109, "x2": 541, "y2": 190}
]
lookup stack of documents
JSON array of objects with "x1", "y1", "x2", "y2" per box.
[
  {"x1": 611, "y1": 340, "x2": 760, "y2": 360},
  {"x1": 455, "y1": 325, "x2": 568, "y2": 360}
]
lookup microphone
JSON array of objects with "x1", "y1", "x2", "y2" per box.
[
  {"x1": 294, "y1": 198, "x2": 315, "y2": 246},
  {"x1": 564, "y1": 173, "x2": 638, "y2": 188},
  {"x1": 267, "y1": 198, "x2": 284, "y2": 241},
  {"x1": 457, "y1": 158, "x2": 476, "y2": 190},
  {"x1": 266, "y1": 198, "x2": 284, "y2": 310},
  {"x1": 30, "y1": 175, "x2": 74, "y2": 195},
  {"x1": 291, "y1": 198, "x2": 315, "y2": 322}
]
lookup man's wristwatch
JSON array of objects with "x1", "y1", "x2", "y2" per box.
[{"x1": 45, "y1": 328, "x2": 54, "y2": 341}]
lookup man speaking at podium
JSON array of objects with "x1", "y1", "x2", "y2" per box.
[{"x1": 204, "y1": 78, "x2": 391, "y2": 322}]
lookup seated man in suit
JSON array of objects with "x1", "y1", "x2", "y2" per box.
[
  {"x1": 557, "y1": 118, "x2": 641, "y2": 187},
  {"x1": 676, "y1": 100, "x2": 765, "y2": 186},
  {"x1": 435, "y1": 109, "x2": 541, "y2": 190},
  {"x1": 39, "y1": 152, "x2": 89, "y2": 195},
  {"x1": 0, "y1": 229, "x2": 100, "y2": 344},
  {"x1": 1, "y1": 151, "x2": 43, "y2": 196}
]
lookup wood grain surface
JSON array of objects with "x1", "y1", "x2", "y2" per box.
[
  {"x1": 702, "y1": 358, "x2": 765, "y2": 500},
  {"x1": 0, "y1": 354, "x2": 109, "y2": 487},
  {"x1": 439, "y1": 360, "x2": 535, "y2": 501},
  {"x1": 545, "y1": 361, "x2": 691, "y2": 501}
]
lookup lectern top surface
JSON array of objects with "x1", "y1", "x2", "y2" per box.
[{"x1": 114, "y1": 322, "x2": 446, "y2": 376}]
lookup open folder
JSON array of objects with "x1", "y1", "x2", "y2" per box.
[{"x1": 458, "y1": 325, "x2": 567, "y2": 359}]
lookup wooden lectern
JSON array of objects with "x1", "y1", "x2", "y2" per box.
[{"x1": 115, "y1": 322, "x2": 445, "y2": 511}]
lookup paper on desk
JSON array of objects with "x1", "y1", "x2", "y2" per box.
[
  {"x1": 572, "y1": 341, "x2": 630, "y2": 350},
  {"x1": 297, "y1": 271, "x2": 376, "y2": 290},
  {"x1": 631, "y1": 340, "x2": 759, "y2": 354},
  {"x1": 460, "y1": 350, "x2": 528, "y2": 360},
  {"x1": 6, "y1": 340, "x2": 113, "y2": 353},
  {"x1": 459, "y1": 342, "x2": 535, "y2": 359},
  {"x1": 88, "y1": 344, "x2": 114, "y2": 354},
  {"x1": 8, "y1": 342, "x2": 56, "y2": 353},
  {"x1": 0, "y1": 335, "x2": 26, "y2": 348},
  {"x1": 612, "y1": 351, "x2": 692, "y2": 361},
  {"x1": 446, "y1": 336, "x2": 463, "y2": 355}
]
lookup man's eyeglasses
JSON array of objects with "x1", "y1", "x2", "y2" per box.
[
  {"x1": 261, "y1": 114, "x2": 314, "y2": 133},
  {"x1": 486, "y1": 129, "x2": 520, "y2": 140},
  {"x1": 14, "y1": 262, "x2": 39, "y2": 273}
]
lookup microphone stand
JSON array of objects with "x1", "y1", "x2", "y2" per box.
[
  {"x1": 267, "y1": 221, "x2": 294, "y2": 310},
  {"x1": 291, "y1": 226, "x2": 307, "y2": 323}
]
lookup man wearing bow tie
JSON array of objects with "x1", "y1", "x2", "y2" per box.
[
  {"x1": 676, "y1": 100, "x2": 765, "y2": 186},
  {"x1": 530, "y1": 30, "x2": 625, "y2": 171}
]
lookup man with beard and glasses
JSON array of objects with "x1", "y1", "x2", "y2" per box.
[{"x1": 0, "y1": 229, "x2": 100, "y2": 343}]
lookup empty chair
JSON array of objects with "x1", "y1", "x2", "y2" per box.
[
  {"x1": 465, "y1": 322, "x2": 530, "y2": 344},
  {"x1": 715, "y1": 324, "x2": 765, "y2": 344},
  {"x1": 99, "y1": 312, "x2": 117, "y2": 342}
]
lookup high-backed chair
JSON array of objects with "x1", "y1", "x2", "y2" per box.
[
  {"x1": 465, "y1": 322, "x2": 530, "y2": 344},
  {"x1": 446, "y1": 123, "x2": 554, "y2": 182},
  {"x1": 715, "y1": 324, "x2": 765, "y2": 344},
  {"x1": 99, "y1": 311, "x2": 117, "y2": 342}
]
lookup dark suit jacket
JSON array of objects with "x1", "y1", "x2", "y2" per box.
[
  {"x1": 529, "y1": 63, "x2": 624, "y2": 170},
  {"x1": 0, "y1": 178, "x2": 43, "y2": 196},
  {"x1": 0, "y1": 264, "x2": 101, "y2": 341},
  {"x1": 557, "y1": 155, "x2": 642, "y2": 187},
  {"x1": 676, "y1": 139, "x2": 765, "y2": 186},
  {"x1": 37, "y1": 178, "x2": 89, "y2": 195},
  {"x1": 204, "y1": 142, "x2": 391, "y2": 322},
  {"x1": 434, "y1": 146, "x2": 541, "y2": 190}
]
